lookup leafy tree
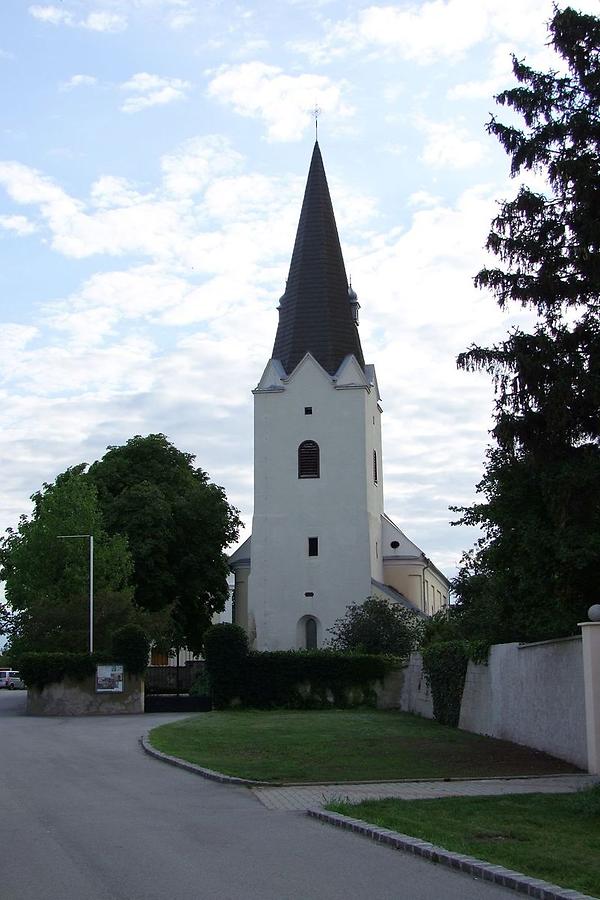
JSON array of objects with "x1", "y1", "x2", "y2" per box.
[
  {"x1": 0, "y1": 466, "x2": 137, "y2": 655},
  {"x1": 327, "y1": 596, "x2": 422, "y2": 656},
  {"x1": 452, "y1": 8, "x2": 600, "y2": 642},
  {"x1": 88, "y1": 434, "x2": 241, "y2": 654}
]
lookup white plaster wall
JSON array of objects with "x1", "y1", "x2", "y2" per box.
[
  {"x1": 398, "y1": 652, "x2": 434, "y2": 718},
  {"x1": 459, "y1": 638, "x2": 587, "y2": 769},
  {"x1": 248, "y1": 354, "x2": 384, "y2": 650}
]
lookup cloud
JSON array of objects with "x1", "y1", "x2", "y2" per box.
[
  {"x1": 0, "y1": 214, "x2": 37, "y2": 236},
  {"x1": 160, "y1": 134, "x2": 243, "y2": 198},
  {"x1": 416, "y1": 117, "x2": 488, "y2": 169},
  {"x1": 60, "y1": 74, "x2": 98, "y2": 92},
  {"x1": 28, "y1": 5, "x2": 127, "y2": 32},
  {"x1": 291, "y1": 0, "x2": 600, "y2": 66},
  {"x1": 206, "y1": 62, "x2": 354, "y2": 142},
  {"x1": 120, "y1": 72, "x2": 191, "y2": 113}
]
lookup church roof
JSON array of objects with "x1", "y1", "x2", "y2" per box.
[{"x1": 272, "y1": 141, "x2": 365, "y2": 376}]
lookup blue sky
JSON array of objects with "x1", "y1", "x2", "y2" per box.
[{"x1": 1, "y1": 0, "x2": 595, "y2": 585}]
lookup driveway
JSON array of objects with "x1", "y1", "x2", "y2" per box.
[{"x1": 0, "y1": 691, "x2": 514, "y2": 900}]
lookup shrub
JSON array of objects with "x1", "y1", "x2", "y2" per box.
[
  {"x1": 202, "y1": 623, "x2": 249, "y2": 708},
  {"x1": 111, "y1": 624, "x2": 150, "y2": 675},
  {"x1": 420, "y1": 640, "x2": 488, "y2": 727},
  {"x1": 327, "y1": 596, "x2": 422, "y2": 656},
  {"x1": 18, "y1": 652, "x2": 97, "y2": 690},
  {"x1": 240, "y1": 650, "x2": 395, "y2": 709}
]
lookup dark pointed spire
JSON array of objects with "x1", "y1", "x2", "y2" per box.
[{"x1": 272, "y1": 142, "x2": 365, "y2": 376}]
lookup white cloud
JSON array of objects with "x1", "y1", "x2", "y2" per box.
[
  {"x1": 417, "y1": 117, "x2": 488, "y2": 169},
  {"x1": 207, "y1": 62, "x2": 354, "y2": 142},
  {"x1": 120, "y1": 72, "x2": 191, "y2": 113},
  {"x1": 160, "y1": 134, "x2": 243, "y2": 197},
  {"x1": 0, "y1": 214, "x2": 37, "y2": 235},
  {"x1": 60, "y1": 74, "x2": 98, "y2": 92},
  {"x1": 292, "y1": 0, "x2": 600, "y2": 66},
  {"x1": 29, "y1": 4, "x2": 73, "y2": 26},
  {"x1": 28, "y1": 5, "x2": 127, "y2": 31}
]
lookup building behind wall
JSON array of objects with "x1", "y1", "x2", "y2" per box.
[{"x1": 230, "y1": 141, "x2": 449, "y2": 651}]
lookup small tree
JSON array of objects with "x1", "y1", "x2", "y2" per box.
[
  {"x1": 327, "y1": 596, "x2": 422, "y2": 656},
  {"x1": 202, "y1": 623, "x2": 249, "y2": 708}
]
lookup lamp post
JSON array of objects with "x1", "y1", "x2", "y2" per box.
[{"x1": 57, "y1": 534, "x2": 94, "y2": 653}]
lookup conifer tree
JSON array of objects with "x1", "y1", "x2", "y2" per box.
[{"x1": 452, "y1": 8, "x2": 600, "y2": 642}]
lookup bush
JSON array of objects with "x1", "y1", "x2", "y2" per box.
[
  {"x1": 327, "y1": 596, "x2": 422, "y2": 656},
  {"x1": 420, "y1": 640, "x2": 488, "y2": 727},
  {"x1": 240, "y1": 650, "x2": 395, "y2": 709},
  {"x1": 18, "y1": 652, "x2": 97, "y2": 690},
  {"x1": 111, "y1": 624, "x2": 150, "y2": 675},
  {"x1": 202, "y1": 623, "x2": 249, "y2": 708}
]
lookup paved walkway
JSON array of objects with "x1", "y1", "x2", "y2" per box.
[{"x1": 252, "y1": 773, "x2": 599, "y2": 810}]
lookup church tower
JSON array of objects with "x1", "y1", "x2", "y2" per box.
[{"x1": 230, "y1": 142, "x2": 449, "y2": 650}]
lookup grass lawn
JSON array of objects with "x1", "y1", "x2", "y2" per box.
[
  {"x1": 148, "y1": 710, "x2": 580, "y2": 783},
  {"x1": 325, "y1": 789, "x2": 600, "y2": 898}
]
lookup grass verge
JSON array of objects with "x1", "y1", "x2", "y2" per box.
[
  {"x1": 325, "y1": 788, "x2": 600, "y2": 898},
  {"x1": 148, "y1": 710, "x2": 580, "y2": 783}
]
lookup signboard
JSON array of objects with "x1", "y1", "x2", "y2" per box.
[{"x1": 96, "y1": 664, "x2": 124, "y2": 693}]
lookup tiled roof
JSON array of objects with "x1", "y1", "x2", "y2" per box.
[{"x1": 272, "y1": 142, "x2": 365, "y2": 376}]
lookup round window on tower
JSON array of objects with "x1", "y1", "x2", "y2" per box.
[{"x1": 390, "y1": 540, "x2": 400, "y2": 549}]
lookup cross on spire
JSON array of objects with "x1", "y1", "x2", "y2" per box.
[{"x1": 313, "y1": 104, "x2": 321, "y2": 140}]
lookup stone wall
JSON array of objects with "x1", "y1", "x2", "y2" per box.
[
  {"x1": 397, "y1": 652, "x2": 434, "y2": 719},
  {"x1": 459, "y1": 637, "x2": 586, "y2": 769},
  {"x1": 27, "y1": 674, "x2": 144, "y2": 716}
]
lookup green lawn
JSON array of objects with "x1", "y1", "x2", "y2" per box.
[
  {"x1": 326, "y1": 789, "x2": 600, "y2": 898},
  {"x1": 149, "y1": 710, "x2": 580, "y2": 783}
]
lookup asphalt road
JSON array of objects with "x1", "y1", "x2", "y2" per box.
[{"x1": 0, "y1": 690, "x2": 514, "y2": 900}]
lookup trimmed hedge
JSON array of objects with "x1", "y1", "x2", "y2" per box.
[
  {"x1": 18, "y1": 636, "x2": 152, "y2": 690},
  {"x1": 111, "y1": 625, "x2": 150, "y2": 676},
  {"x1": 203, "y1": 623, "x2": 249, "y2": 708}
]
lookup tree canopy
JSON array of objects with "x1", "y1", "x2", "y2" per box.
[
  {"x1": 327, "y1": 596, "x2": 422, "y2": 656},
  {"x1": 452, "y1": 7, "x2": 600, "y2": 642},
  {"x1": 0, "y1": 466, "x2": 136, "y2": 656},
  {"x1": 88, "y1": 434, "x2": 241, "y2": 653}
]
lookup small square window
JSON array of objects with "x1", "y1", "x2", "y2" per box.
[
  {"x1": 305, "y1": 406, "x2": 313, "y2": 415},
  {"x1": 308, "y1": 537, "x2": 319, "y2": 557}
]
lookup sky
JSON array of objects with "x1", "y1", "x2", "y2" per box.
[{"x1": 1, "y1": 0, "x2": 596, "y2": 589}]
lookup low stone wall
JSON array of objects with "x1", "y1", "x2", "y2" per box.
[
  {"x1": 459, "y1": 637, "x2": 587, "y2": 769},
  {"x1": 27, "y1": 674, "x2": 144, "y2": 716}
]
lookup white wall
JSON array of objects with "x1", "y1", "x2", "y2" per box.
[
  {"x1": 459, "y1": 638, "x2": 587, "y2": 769},
  {"x1": 248, "y1": 353, "x2": 384, "y2": 650}
]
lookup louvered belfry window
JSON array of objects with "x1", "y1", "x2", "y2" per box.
[
  {"x1": 373, "y1": 449, "x2": 378, "y2": 484},
  {"x1": 298, "y1": 440, "x2": 320, "y2": 478}
]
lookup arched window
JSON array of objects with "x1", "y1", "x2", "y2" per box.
[
  {"x1": 305, "y1": 617, "x2": 317, "y2": 650},
  {"x1": 298, "y1": 440, "x2": 320, "y2": 478}
]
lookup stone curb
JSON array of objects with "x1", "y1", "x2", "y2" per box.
[
  {"x1": 139, "y1": 734, "x2": 269, "y2": 786},
  {"x1": 306, "y1": 808, "x2": 597, "y2": 900}
]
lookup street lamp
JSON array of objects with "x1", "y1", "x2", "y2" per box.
[{"x1": 57, "y1": 534, "x2": 94, "y2": 653}]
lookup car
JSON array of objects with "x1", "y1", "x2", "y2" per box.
[{"x1": 0, "y1": 670, "x2": 24, "y2": 689}]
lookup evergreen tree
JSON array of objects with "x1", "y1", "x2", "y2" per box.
[{"x1": 453, "y1": 8, "x2": 600, "y2": 642}]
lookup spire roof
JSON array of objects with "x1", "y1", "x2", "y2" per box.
[{"x1": 272, "y1": 142, "x2": 365, "y2": 376}]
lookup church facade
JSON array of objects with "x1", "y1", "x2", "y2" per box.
[{"x1": 230, "y1": 142, "x2": 449, "y2": 651}]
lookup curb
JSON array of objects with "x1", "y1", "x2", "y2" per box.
[
  {"x1": 307, "y1": 808, "x2": 597, "y2": 900},
  {"x1": 140, "y1": 734, "x2": 268, "y2": 786}
]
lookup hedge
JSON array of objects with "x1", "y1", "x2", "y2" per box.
[{"x1": 17, "y1": 635, "x2": 150, "y2": 691}]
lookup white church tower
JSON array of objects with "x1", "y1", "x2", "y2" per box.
[{"x1": 230, "y1": 142, "x2": 449, "y2": 650}]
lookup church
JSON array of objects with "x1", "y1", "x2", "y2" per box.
[{"x1": 229, "y1": 141, "x2": 449, "y2": 651}]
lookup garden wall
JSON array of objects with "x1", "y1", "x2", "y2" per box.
[
  {"x1": 27, "y1": 674, "x2": 144, "y2": 716},
  {"x1": 459, "y1": 637, "x2": 587, "y2": 769},
  {"x1": 398, "y1": 638, "x2": 587, "y2": 769}
]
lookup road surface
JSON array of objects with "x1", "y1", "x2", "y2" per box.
[{"x1": 0, "y1": 690, "x2": 513, "y2": 900}]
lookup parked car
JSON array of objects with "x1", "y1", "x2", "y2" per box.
[{"x1": 0, "y1": 670, "x2": 24, "y2": 689}]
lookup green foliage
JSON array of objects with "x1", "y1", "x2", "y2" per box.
[
  {"x1": 327, "y1": 596, "x2": 423, "y2": 656},
  {"x1": 18, "y1": 652, "x2": 97, "y2": 690},
  {"x1": 240, "y1": 650, "x2": 395, "y2": 709},
  {"x1": 0, "y1": 466, "x2": 137, "y2": 655},
  {"x1": 453, "y1": 8, "x2": 600, "y2": 643},
  {"x1": 202, "y1": 623, "x2": 249, "y2": 708},
  {"x1": 88, "y1": 434, "x2": 241, "y2": 653},
  {"x1": 111, "y1": 624, "x2": 150, "y2": 675},
  {"x1": 421, "y1": 641, "x2": 470, "y2": 727}
]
